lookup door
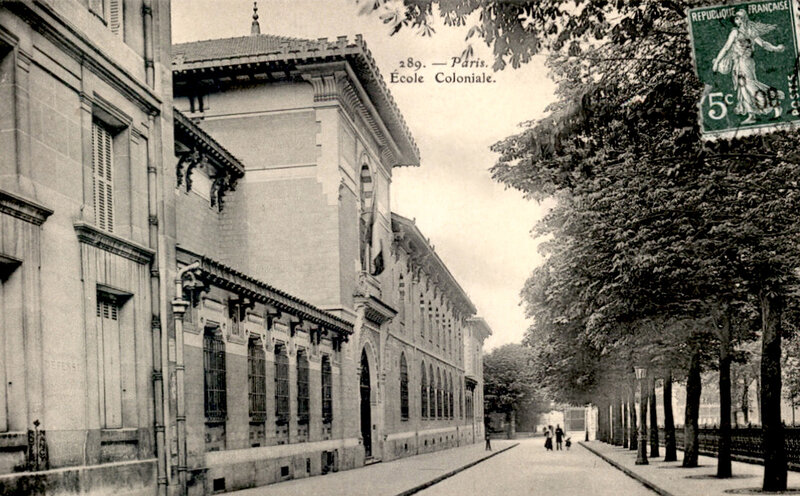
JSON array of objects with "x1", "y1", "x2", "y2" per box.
[{"x1": 360, "y1": 350, "x2": 372, "y2": 458}]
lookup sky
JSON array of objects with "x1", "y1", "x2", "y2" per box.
[{"x1": 172, "y1": 0, "x2": 556, "y2": 350}]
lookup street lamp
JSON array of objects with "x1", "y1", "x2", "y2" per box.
[{"x1": 634, "y1": 365, "x2": 648, "y2": 465}]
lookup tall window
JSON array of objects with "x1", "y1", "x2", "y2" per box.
[
  {"x1": 203, "y1": 329, "x2": 226, "y2": 422},
  {"x1": 92, "y1": 121, "x2": 114, "y2": 232},
  {"x1": 322, "y1": 355, "x2": 332, "y2": 424},
  {"x1": 89, "y1": 0, "x2": 123, "y2": 37},
  {"x1": 398, "y1": 275, "x2": 405, "y2": 324},
  {"x1": 400, "y1": 354, "x2": 409, "y2": 420},
  {"x1": 459, "y1": 385, "x2": 463, "y2": 419},
  {"x1": 429, "y1": 364, "x2": 434, "y2": 419},
  {"x1": 97, "y1": 293, "x2": 121, "y2": 428},
  {"x1": 436, "y1": 369, "x2": 442, "y2": 419},
  {"x1": 419, "y1": 294, "x2": 425, "y2": 339},
  {"x1": 275, "y1": 344, "x2": 289, "y2": 425},
  {"x1": 421, "y1": 363, "x2": 427, "y2": 419},
  {"x1": 297, "y1": 349, "x2": 309, "y2": 425},
  {"x1": 248, "y1": 338, "x2": 266, "y2": 421},
  {"x1": 449, "y1": 374, "x2": 454, "y2": 419}
]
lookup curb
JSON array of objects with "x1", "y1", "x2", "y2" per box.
[
  {"x1": 580, "y1": 442, "x2": 676, "y2": 496},
  {"x1": 395, "y1": 442, "x2": 520, "y2": 496}
]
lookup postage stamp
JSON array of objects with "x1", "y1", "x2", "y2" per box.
[{"x1": 688, "y1": 1, "x2": 800, "y2": 139}]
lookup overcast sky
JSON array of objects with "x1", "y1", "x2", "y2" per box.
[{"x1": 172, "y1": 0, "x2": 556, "y2": 350}]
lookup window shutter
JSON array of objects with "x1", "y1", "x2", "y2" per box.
[
  {"x1": 92, "y1": 122, "x2": 114, "y2": 232},
  {"x1": 108, "y1": 0, "x2": 123, "y2": 37},
  {"x1": 97, "y1": 295, "x2": 122, "y2": 428}
]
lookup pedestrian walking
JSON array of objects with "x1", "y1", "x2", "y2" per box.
[
  {"x1": 555, "y1": 425, "x2": 564, "y2": 451},
  {"x1": 565, "y1": 437, "x2": 572, "y2": 450},
  {"x1": 544, "y1": 426, "x2": 553, "y2": 451},
  {"x1": 485, "y1": 432, "x2": 492, "y2": 451}
]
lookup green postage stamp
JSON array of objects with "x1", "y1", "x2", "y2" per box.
[{"x1": 688, "y1": 1, "x2": 800, "y2": 138}]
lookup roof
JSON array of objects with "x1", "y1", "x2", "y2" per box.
[
  {"x1": 391, "y1": 213, "x2": 477, "y2": 316},
  {"x1": 177, "y1": 247, "x2": 353, "y2": 336},
  {"x1": 173, "y1": 108, "x2": 245, "y2": 178},
  {"x1": 172, "y1": 34, "x2": 419, "y2": 167}
]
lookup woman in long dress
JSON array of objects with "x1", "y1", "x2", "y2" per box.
[{"x1": 711, "y1": 9, "x2": 785, "y2": 124}]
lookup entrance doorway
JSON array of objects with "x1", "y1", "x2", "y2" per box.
[{"x1": 360, "y1": 350, "x2": 372, "y2": 458}]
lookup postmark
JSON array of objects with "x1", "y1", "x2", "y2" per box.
[{"x1": 688, "y1": 1, "x2": 800, "y2": 139}]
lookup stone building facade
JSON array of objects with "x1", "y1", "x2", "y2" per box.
[
  {"x1": 0, "y1": 0, "x2": 173, "y2": 494},
  {"x1": 0, "y1": 3, "x2": 490, "y2": 494},
  {"x1": 171, "y1": 28, "x2": 493, "y2": 493}
]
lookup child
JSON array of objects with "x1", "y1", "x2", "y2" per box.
[{"x1": 565, "y1": 437, "x2": 572, "y2": 450}]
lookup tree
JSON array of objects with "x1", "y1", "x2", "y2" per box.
[
  {"x1": 483, "y1": 344, "x2": 546, "y2": 433},
  {"x1": 362, "y1": 0, "x2": 800, "y2": 489}
]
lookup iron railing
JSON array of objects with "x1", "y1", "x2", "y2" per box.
[{"x1": 656, "y1": 427, "x2": 800, "y2": 470}]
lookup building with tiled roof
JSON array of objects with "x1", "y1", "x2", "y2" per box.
[{"x1": 168, "y1": 9, "x2": 489, "y2": 494}]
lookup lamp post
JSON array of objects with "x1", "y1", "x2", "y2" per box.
[{"x1": 635, "y1": 365, "x2": 648, "y2": 465}]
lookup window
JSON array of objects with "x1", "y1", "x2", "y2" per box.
[
  {"x1": 429, "y1": 364, "x2": 434, "y2": 418},
  {"x1": 92, "y1": 121, "x2": 114, "y2": 232},
  {"x1": 419, "y1": 294, "x2": 425, "y2": 339},
  {"x1": 248, "y1": 338, "x2": 266, "y2": 421},
  {"x1": 459, "y1": 385, "x2": 463, "y2": 420},
  {"x1": 436, "y1": 369, "x2": 442, "y2": 419},
  {"x1": 400, "y1": 354, "x2": 409, "y2": 420},
  {"x1": 203, "y1": 329, "x2": 226, "y2": 422},
  {"x1": 322, "y1": 355, "x2": 332, "y2": 424},
  {"x1": 449, "y1": 374, "x2": 454, "y2": 419},
  {"x1": 275, "y1": 344, "x2": 289, "y2": 425},
  {"x1": 398, "y1": 275, "x2": 405, "y2": 324},
  {"x1": 97, "y1": 292, "x2": 122, "y2": 428},
  {"x1": 297, "y1": 349, "x2": 309, "y2": 425},
  {"x1": 420, "y1": 363, "x2": 427, "y2": 419},
  {"x1": 89, "y1": 0, "x2": 124, "y2": 37}
]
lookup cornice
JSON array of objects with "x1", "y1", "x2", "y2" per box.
[
  {"x1": 0, "y1": 189, "x2": 53, "y2": 226},
  {"x1": 355, "y1": 294, "x2": 397, "y2": 326},
  {"x1": 74, "y1": 222, "x2": 155, "y2": 265}
]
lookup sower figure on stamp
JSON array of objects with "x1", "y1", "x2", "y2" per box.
[{"x1": 712, "y1": 9, "x2": 785, "y2": 124}]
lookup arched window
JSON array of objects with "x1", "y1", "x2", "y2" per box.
[
  {"x1": 297, "y1": 349, "x2": 309, "y2": 425},
  {"x1": 429, "y1": 364, "x2": 434, "y2": 419},
  {"x1": 359, "y1": 164, "x2": 374, "y2": 272},
  {"x1": 420, "y1": 362, "x2": 427, "y2": 419},
  {"x1": 322, "y1": 355, "x2": 332, "y2": 424},
  {"x1": 436, "y1": 369, "x2": 442, "y2": 419},
  {"x1": 449, "y1": 373, "x2": 454, "y2": 419},
  {"x1": 400, "y1": 353, "x2": 409, "y2": 420},
  {"x1": 398, "y1": 275, "x2": 406, "y2": 324}
]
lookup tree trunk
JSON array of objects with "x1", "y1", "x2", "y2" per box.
[
  {"x1": 629, "y1": 379, "x2": 638, "y2": 451},
  {"x1": 760, "y1": 290, "x2": 787, "y2": 492},
  {"x1": 622, "y1": 400, "x2": 629, "y2": 449},
  {"x1": 663, "y1": 371, "x2": 677, "y2": 462},
  {"x1": 741, "y1": 377, "x2": 750, "y2": 425},
  {"x1": 612, "y1": 394, "x2": 623, "y2": 446},
  {"x1": 649, "y1": 379, "x2": 660, "y2": 458},
  {"x1": 718, "y1": 308, "x2": 732, "y2": 478},
  {"x1": 597, "y1": 399, "x2": 608, "y2": 443},
  {"x1": 683, "y1": 343, "x2": 702, "y2": 468}
]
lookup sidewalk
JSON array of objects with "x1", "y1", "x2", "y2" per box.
[
  {"x1": 581, "y1": 441, "x2": 800, "y2": 495},
  {"x1": 229, "y1": 440, "x2": 518, "y2": 496}
]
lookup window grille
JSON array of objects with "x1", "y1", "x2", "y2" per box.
[
  {"x1": 204, "y1": 330, "x2": 226, "y2": 422},
  {"x1": 248, "y1": 339, "x2": 266, "y2": 421},
  {"x1": 92, "y1": 121, "x2": 114, "y2": 232},
  {"x1": 97, "y1": 293, "x2": 121, "y2": 428},
  {"x1": 322, "y1": 356, "x2": 333, "y2": 424},
  {"x1": 297, "y1": 350, "x2": 309, "y2": 425},
  {"x1": 275, "y1": 344, "x2": 289, "y2": 426},
  {"x1": 420, "y1": 364, "x2": 427, "y2": 419},
  {"x1": 400, "y1": 354, "x2": 409, "y2": 420},
  {"x1": 436, "y1": 371, "x2": 442, "y2": 419}
]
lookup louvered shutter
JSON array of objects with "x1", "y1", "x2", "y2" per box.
[
  {"x1": 97, "y1": 295, "x2": 122, "y2": 428},
  {"x1": 92, "y1": 122, "x2": 114, "y2": 232},
  {"x1": 108, "y1": 0, "x2": 123, "y2": 38}
]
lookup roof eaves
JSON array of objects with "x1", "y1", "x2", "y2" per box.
[{"x1": 173, "y1": 108, "x2": 245, "y2": 177}]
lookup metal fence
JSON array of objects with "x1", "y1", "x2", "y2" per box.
[{"x1": 657, "y1": 427, "x2": 800, "y2": 470}]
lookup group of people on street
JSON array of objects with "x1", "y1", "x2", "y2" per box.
[{"x1": 543, "y1": 425, "x2": 570, "y2": 451}]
